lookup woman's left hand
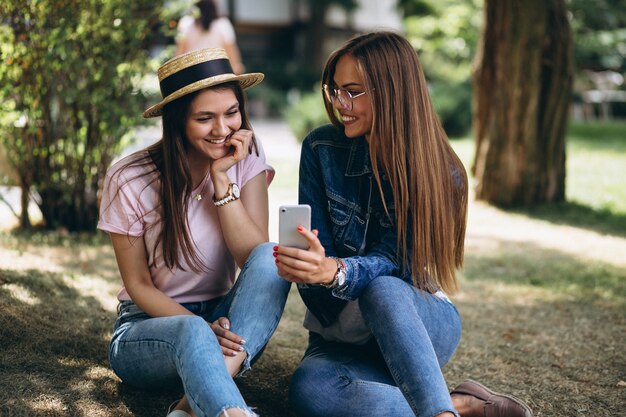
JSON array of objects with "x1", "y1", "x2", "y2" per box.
[
  {"x1": 274, "y1": 227, "x2": 337, "y2": 286},
  {"x1": 210, "y1": 129, "x2": 253, "y2": 176},
  {"x1": 209, "y1": 317, "x2": 246, "y2": 357}
]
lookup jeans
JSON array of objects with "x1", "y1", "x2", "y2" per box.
[
  {"x1": 289, "y1": 275, "x2": 462, "y2": 417},
  {"x1": 109, "y1": 243, "x2": 291, "y2": 417}
]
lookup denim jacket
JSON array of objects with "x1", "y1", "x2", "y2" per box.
[{"x1": 298, "y1": 124, "x2": 413, "y2": 327}]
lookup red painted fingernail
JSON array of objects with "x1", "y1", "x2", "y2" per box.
[
  {"x1": 273, "y1": 246, "x2": 278, "y2": 251},
  {"x1": 273, "y1": 252, "x2": 278, "y2": 257},
  {"x1": 297, "y1": 226, "x2": 303, "y2": 231},
  {"x1": 275, "y1": 259, "x2": 279, "y2": 264}
]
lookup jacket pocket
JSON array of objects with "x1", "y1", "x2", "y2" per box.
[{"x1": 327, "y1": 194, "x2": 365, "y2": 254}]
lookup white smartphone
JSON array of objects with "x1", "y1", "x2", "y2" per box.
[{"x1": 279, "y1": 204, "x2": 311, "y2": 249}]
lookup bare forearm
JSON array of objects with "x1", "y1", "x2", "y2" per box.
[
  {"x1": 216, "y1": 201, "x2": 268, "y2": 266},
  {"x1": 213, "y1": 172, "x2": 270, "y2": 267},
  {"x1": 126, "y1": 281, "x2": 193, "y2": 318}
]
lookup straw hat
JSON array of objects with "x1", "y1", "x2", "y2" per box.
[{"x1": 143, "y1": 48, "x2": 264, "y2": 118}]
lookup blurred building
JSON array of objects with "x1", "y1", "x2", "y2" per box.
[
  {"x1": 216, "y1": 0, "x2": 402, "y2": 87},
  {"x1": 184, "y1": 1, "x2": 403, "y2": 116}
]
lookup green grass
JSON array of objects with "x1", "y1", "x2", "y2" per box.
[
  {"x1": 450, "y1": 121, "x2": 626, "y2": 237},
  {"x1": 566, "y1": 121, "x2": 626, "y2": 215}
]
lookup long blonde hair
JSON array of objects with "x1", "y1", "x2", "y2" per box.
[{"x1": 322, "y1": 31, "x2": 468, "y2": 293}]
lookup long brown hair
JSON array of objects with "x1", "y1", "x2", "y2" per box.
[
  {"x1": 322, "y1": 31, "x2": 468, "y2": 293},
  {"x1": 110, "y1": 81, "x2": 257, "y2": 272}
]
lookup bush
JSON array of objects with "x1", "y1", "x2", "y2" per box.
[
  {"x1": 430, "y1": 79, "x2": 473, "y2": 137},
  {"x1": 283, "y1": 89, "x2": 329, "y2": 142},
  {"x1": 0, "y1": 1, "x2": 163, "y2": 230}
]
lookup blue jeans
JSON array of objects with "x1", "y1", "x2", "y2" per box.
[
  {"x1": 289, "y1": 276, "x2": 462, "y2": 417},
  {"x1": 109, "y1": 243, "x2": 291, "y2": 417}
]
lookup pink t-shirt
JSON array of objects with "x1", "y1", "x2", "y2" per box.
[
  {"x1": 178, "y1": 16, "x2": 236, "y2": 52},
  {"x1": 98, "y1": 141, "x2": 274, "y2": 303}
]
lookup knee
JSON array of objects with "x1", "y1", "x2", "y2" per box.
[
  {"x1": 243, "y1": 242, "x2": 290, "y2": 287},
  {"x1": 170, "y1": 315, "x2": 214, "y2": 347},
  {"x1": 359, "y1": 275, "x2": 410, "y2": 311},
  {"x1": 246, "y1": 242, "x2": 277, "y2": 274},
  {"x1": 248, "y1": 242, "x2": 275, "y2": 262}
]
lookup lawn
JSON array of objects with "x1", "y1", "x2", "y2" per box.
[{"x1": 0, "y1": 121, "x2": 625, "y2": 416}]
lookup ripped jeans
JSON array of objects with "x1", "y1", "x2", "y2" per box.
[{"x1": 109, "y1": 243, "x2": 291, "y2": 417}]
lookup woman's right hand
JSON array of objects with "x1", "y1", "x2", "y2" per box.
[
  {"x1": 274, "y1": 227, "x2": 337, "y2": 286},
  {"x1": 209, "y1": 317, "x2": 246, "y2": 357},
  {"x1": 210, "y1": 129, "x2": 253, "y2": 177}
]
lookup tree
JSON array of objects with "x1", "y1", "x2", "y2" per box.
[
  {"x1": 472, "y1": 0, "x2": 574, "y2": 206},
  {"x1": 0, "y1": 0, "x2": 164, "y2": 230},
  {"x1": 401, "y1": 0, "x2": 482, "y2": 136},
  {"x1": 567, "y1": 0, "x2": 626, "y2": 72},
  {"x1": 303, "y1": 0, "x2": 357, "y2": 70}
]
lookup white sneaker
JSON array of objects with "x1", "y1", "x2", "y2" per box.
[
  {"x1": 167, "y1": 411, "x2": 192, "y2": 417},
  {"x1": 166, "y1": 401, "x2": 192, "y2": 417}
]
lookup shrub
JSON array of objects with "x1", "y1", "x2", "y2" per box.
[
  {"x1": 0, "y1": 1, "x2": 164, "y2": 230},
  {"x1": 283, "y1": 89, "x2": 329, "y2": 142}
]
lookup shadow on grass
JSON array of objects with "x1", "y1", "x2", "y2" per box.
[
  {"x1": 463, "y1": 239, "x2": 626, "y2": 310},
  {"x1": 0, "y1": 265, "x2": 300, "y2": 417},
  {"x1": 0, "y1": 268, "x2": 138, "y2": 416},
  {"x1": 507, "y1": 201, "x2": 626, "y2": 239},
  {"x1": 449, "y1": 241, "x2": 626, "y2": 416}
]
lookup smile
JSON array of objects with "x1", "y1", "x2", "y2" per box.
[
  {"x1": 207, "y1": 138, "x2": 226, "y2": 144},
  {"x1": 341, "y1": 115, "x2": 356, "y2": 123},
  {"x1": 206, "y1": 131, "x2": 234, "y2": 144}
]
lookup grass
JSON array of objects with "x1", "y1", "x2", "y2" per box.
[
  {"x1": 1, "y1": 120, "x2": 625, "y2": 416},
  {"x1": 450, "y1": 121, "x2": 626, "y2": 237}
]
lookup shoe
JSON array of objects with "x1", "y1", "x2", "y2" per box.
[
  {"x1": 450, "y1": 379, "x2": 533, "y2": 417},
  {"x1": 166, "y1": 401, "x2": 192, "y2": 417}
]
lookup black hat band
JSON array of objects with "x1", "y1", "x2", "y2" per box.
[{"x1": 159, "y1": 58, "x2": 234, "y2": 98}]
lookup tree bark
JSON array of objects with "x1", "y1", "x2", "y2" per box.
[
  {"x1": 472, "y1": 0, "x2": 573, "y2": 206},
  {"x1": 305, "y1": 1, "x2": 329, "y2": 71}
]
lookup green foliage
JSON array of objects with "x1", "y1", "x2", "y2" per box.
[
  {"x1": 0, "y1": 0, "x2": 164, "y2": 231},
  {"x1": 282, "y1": 89, "x2": 328, "y2": 142},
  {"x1": 567, "y1": 0, "x2": 626, "y2": 71},
  {"x1": 401, "y1": 0, "x2": 482, "y2": 136},
  {"x1": 429, "y1": 80, "x2": 472, "y2": 137}
]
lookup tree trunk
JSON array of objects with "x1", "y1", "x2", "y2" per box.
[
  {"x1": 305, "y1": 1, "x2": 329, "y2": 71},
  {"x1": 472, "y1": 0, "x2": 573, "y2": 206},
  {"x1": 19, "y1": 181, "x2": 31, "y2": 229}
]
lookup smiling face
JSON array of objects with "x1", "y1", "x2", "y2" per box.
[
  {"x1": 331, "y1": 54, "x2": 373, "y2": 140},
  {"x1": 184, "y1": 87, "x2": 242, "y2": 162}
]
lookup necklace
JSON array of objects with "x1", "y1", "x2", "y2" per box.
[{"x1": 192, "y1": 170, "x2": 210, "y2": 202}]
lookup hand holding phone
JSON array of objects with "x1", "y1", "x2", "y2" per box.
[{"x1": 278, "y1": 205, "x2": 311, "y2": 249}]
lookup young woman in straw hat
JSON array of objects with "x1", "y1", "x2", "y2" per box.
[
  {"x1": 98, "y1": 48, "x2": 288, "y2": 417},
  {"x1": 274, "y1": 31, "x2": 534, "y2": 417}
]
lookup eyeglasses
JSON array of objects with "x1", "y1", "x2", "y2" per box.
[{"x1": 322, "y1": 84, "x2": 368, "y2": 111}]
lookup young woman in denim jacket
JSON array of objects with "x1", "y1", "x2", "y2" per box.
[
  {"x1": 274, "y1": 31, "x2": 533, "y2": 417},
  {"x1": 98, "y1": 48, "x2": 290, "y2": 417}
]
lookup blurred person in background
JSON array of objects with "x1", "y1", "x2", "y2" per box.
[{"x1": 176, "y1": 0, "x2": 245, "y2": 74}]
